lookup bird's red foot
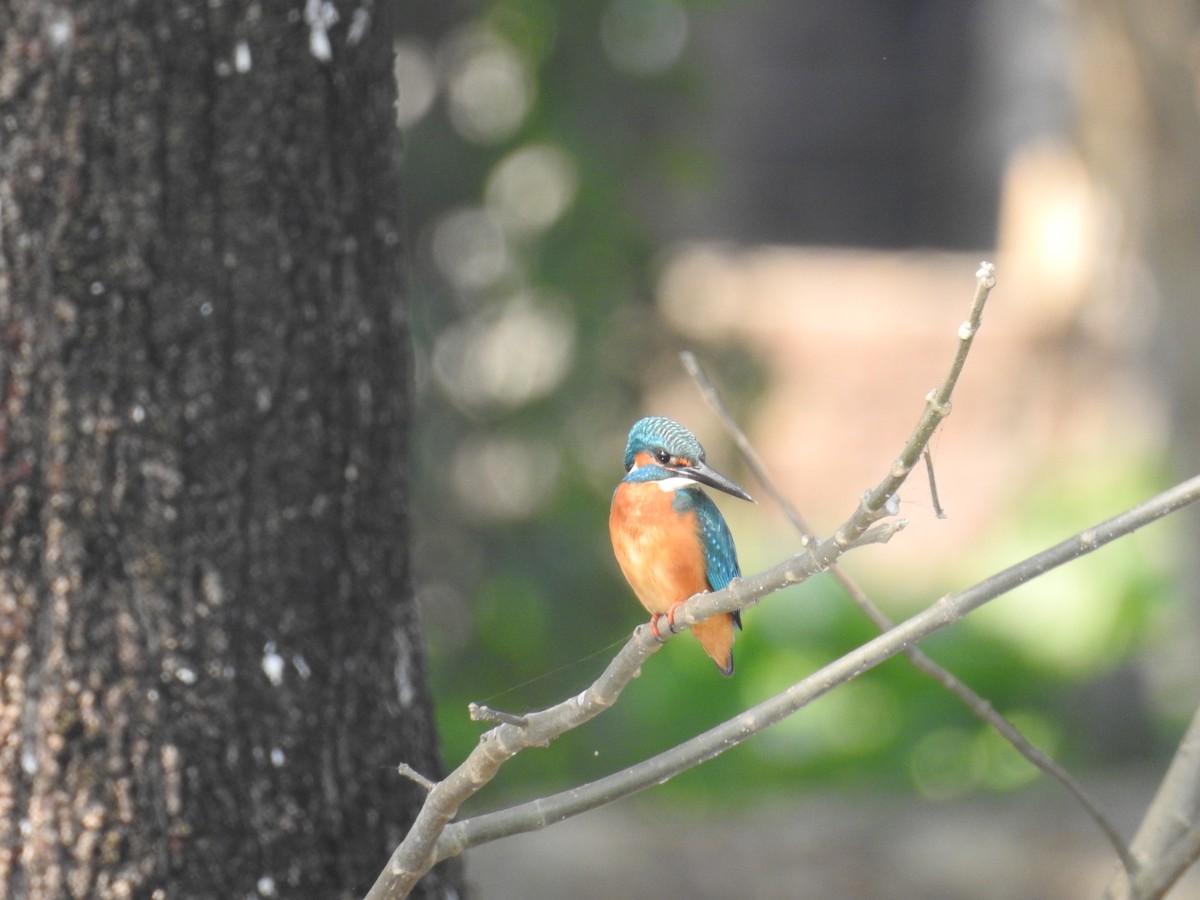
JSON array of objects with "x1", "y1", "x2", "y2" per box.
[
  {"x1": 648, "y1": 614, "x2": 668, "y2": 643},
  {"x1": 665, "y1": 601, "x2": 686, "y2": 634}
]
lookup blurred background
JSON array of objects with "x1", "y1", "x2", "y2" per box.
[{"x1": 396, "y1": 1, "x2": 1200, "y2": 896}]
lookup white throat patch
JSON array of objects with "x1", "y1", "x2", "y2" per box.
[{"x1": 652, "y1": 475, "x2": 696, "y2": 492}]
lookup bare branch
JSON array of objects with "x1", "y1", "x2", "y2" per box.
[
  {"x1": 682, "y1": 349, "x2": 1140, "y2": 878},
  {"x1": 364, "y1": 261, "x2": 998, "y2": 900},
  {"x1": 364, "y1": 529, "x2": 877, "y2": 899},
  {"x1": 1122, "y1": 824, "x2": 1200, "y2": 900},
  {"x1": 1105, "y1": 702, "x2": 1200, "y2": 899},
  {"x1": 436, "y1": 473, "x2": 1200, "y2": 858}
]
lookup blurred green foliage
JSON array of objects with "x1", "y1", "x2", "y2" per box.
[{"x1": 398, "y1": 0, "x2": 1183, "y2": 813}]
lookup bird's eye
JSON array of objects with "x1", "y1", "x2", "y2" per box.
[{"x1": 654, "y1": 449, "x2": 671, "y2": 465}]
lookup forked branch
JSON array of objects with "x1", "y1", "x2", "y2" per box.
[
  {"x1": 434, "y1": 472, "x2": 1200, "y2": 860},
  {"x1": 1106, "y1": 703, "x2": 1200, "y2": 899},
  {"x1": 367, "y1": 261, "x2": 1200, "y2": 899},
  {"x1": 364, "y1": 262, "x2": 996, "y2": 899},
  {"x1": 682, "y1": 350, "x2": 1139, "y2": 878}
]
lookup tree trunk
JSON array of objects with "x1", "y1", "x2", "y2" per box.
[
  {"x1": 1066, "y1": 0, "x2": 1200, "y2": 477},
  {"x1": 1066, "y1": 1, "x2": 1200, "y2": 891},
  {"x1": 0, "y1": 2, "x2": 462, "y2": 897}
]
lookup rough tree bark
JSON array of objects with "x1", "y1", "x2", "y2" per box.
[{"x1": 0, "y1": 2, "x2": 462, "y2": 897}]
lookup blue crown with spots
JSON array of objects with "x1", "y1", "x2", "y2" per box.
[{"x1": 623, "y1": 416, "x2": 706, "y2": 472}]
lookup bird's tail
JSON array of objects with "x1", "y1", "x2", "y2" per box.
[{"x1": 693, "y1": 612, "x2": 737, "y2": 677}]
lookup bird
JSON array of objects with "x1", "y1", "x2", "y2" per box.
[{"x1": 609, "y1": 416, "x2": 753, "y2": 676}]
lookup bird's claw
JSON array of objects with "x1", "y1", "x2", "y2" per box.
[{"x1": 647, "y1": 604, "x2": 687, "y2": 641}]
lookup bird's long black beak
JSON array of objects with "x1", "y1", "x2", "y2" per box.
[{"x1": 681, "y1": 460, "x2": 755, "y2": 502}]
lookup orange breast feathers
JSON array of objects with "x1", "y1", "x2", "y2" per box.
[
  {"x1": 609, "y1": 481, "x2": 736, "y2": 674},
  {"x1": 610, "y1": 481, "x2": 709, "y2": 614}
]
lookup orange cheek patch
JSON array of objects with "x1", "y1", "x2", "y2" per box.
[{"x1": 632, "y1": 451, "x2": 655, "y2": 469}]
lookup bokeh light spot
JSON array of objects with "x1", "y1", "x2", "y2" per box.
[
  {"x1": 442, "y1": 26, "x2": 535, "y2": 143},
  {"x1": 451, "y1": 434, "x2": 561, "y2": 521},
  {"x1": 393, "y1": 38, "x2": 437, "y2": 128},
  {"x1": 976, "y1": 710, "x2": 1056, "y2": 792},
  {"x1": 485, "y1": 143, "x2": 579, "y2": 238},
  {"x1": 910, "y1": 726, "x2": 987, "y2": 800},
  {"x1": 431, "y1": 293, "x2": 576, "y2": 411},
  {"x1": 430, "y1": 207, "x2": 511, "y2": 292},
  {"x1": 601, "y1": 0, "x2": 689, "y2": 76}
]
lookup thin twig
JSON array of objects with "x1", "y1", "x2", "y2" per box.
[
  {"x1": 923, "y1": 448, "x2": 946, "y2": 519},
  {"x1": 682, "y1": 347, "x2": 1139, "y2": 880},
  {"x1": 396, "y1": 764, "x2": 436, "y2": 792},
  {"x1": 852, "y1": 261, "x2": 994, "y2": 530},
  {"x1": 468, "y1": 703, "x2": 529, "y2": 727}
]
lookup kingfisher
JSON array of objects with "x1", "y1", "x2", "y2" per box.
[{"x1": 609, "y1": 416, "x2": 753, "y2": 676}]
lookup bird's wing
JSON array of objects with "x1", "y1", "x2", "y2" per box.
[
  {"x1": 695, "y1": 491, "x2": 743, "y2": 630},
  {"x1": 686, "y1": 491, "x2": 741, "y2": 589},
  {"x1": 671, "y1": 487, "x2": 744, "y2": 628}
]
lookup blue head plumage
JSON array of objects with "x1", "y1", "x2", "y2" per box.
[
  {"x1": 623, "y1": 416, "x2": 706, "y2": 472},
  {"x1": 621, "y1": 416, "x2": 753, "y2": 502}
]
